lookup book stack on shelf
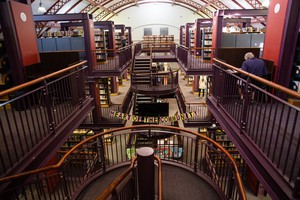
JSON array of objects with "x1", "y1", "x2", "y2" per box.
[
  {"x1": 206, "y1": 127, "x2": 245, "y2": 175},
  {"x1": 115, "y1": 31, "x2": 122, "y2": 49},
  {"x1": 94, "y1": 28, "x2": 107, "y2": 62},
  {"x1": 98, "y1": 78, "x2": 111, "y2": 107},
  {"x1": 142, "y1": 35, "x2": 174, "y2": 49},
  {"x1": 190, "y1": 29, "x2": 195, "y2": 49},
  {"x1": 201, "y1": 27, "x2": 212, "y2": 60},
  {"x1": 58, "y1": 129, "x2": 94, "y2": 154}
]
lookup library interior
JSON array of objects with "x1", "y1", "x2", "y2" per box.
[{"x1": 0, "y1": 0, "x2": 299, "y2": 199}]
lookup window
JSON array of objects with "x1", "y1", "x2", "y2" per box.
[
  {"x1": 144, "y1": 28, "x2": 152, "y2": 36},
  {"x1": 160, "y1": 27, "x2": 168, "y2": 36}
]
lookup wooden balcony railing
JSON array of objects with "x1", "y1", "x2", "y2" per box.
[
  {"x1": 0, "y1": 125, "x2": 246, "y2": 200},
  {"x1": 210, "y1": 58, "x2": 300, "y2": 199},
  {"x1": 0, "y1": 61, "x2": 89, "y2": 177},
  {"x1": 92, "y1": 45, "x2": 132, "y2": 72}
]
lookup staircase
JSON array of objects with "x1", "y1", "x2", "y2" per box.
[
  {"x1": 132, "y1": 57, "x2": 151, "y2": 85},
  {"x1": 133, "y1": 94, "x2": 153, "y2": 126}
]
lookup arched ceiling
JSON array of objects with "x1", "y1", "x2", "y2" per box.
[{"x1": 33, "y1": 0, "x2": 267, "y2": 21}]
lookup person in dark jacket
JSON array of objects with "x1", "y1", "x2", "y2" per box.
[
  {"x1": 241, "y1": 52, "x2": 268, "y2": 102},
  {"x1": 241, "y1": 52, "x2": 268, "y2": 80}
]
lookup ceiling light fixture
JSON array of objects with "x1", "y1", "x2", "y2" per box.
[{"x1": 37, "y1": 0, "x2": 46, "y2": 13}]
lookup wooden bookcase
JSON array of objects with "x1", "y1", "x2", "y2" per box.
[
  {"x1": 142, "y1": 35, "x2": 174, "y2": 49},
  {"x1": 59, "y1": 129, "x2": 94, "y2": 152},
  {"x1": 0, "y1": 40, "x2": 12, "y2": 106},
  {"x1": 94, "y1": 28, "x2": 107, "y2": 62},
  {"x1": 201, "y1": 27, "x2": 212, "y2": 60},
  {"x1": 206, "y1": 127, "x2": 246, "y2": 175},
  {"x1": 98, "y1": 78, "x2": 111, "y2": 107}
]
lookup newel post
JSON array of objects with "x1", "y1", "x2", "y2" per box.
[{"x1": 137, "y1": 147, "x2": 155, "y2": 200}]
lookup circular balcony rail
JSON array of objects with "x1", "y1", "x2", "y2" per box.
[{"x1": 0, "y1": 125, "x2": 246, "y2": 200}]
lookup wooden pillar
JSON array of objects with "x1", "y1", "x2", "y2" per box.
[
  {"x1": 0, "y1": 1, "x2": 40, "y2": 85},
  {"x1": 263, "y1": 0, "x2": 300, "y2": 90},
  {"x1": 125, "y1": 26, "x2": 132, "y2": 45},
  {"x1": 211, "y1": 12, "x2": 223, "y2": 59},
  {"x1": 194, "y1": 19, "x2": 202, "y2": 56},
  {"x1": 137, "y1": 147, "x2": 155, "y2": 200},
  {"x1": 179, "y1": 25, "x2": 184, "y2": 45}
]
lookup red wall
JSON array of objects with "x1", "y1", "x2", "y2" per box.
[
  {"x1": 263, "y1": 0, "x2": 289, "y2": 69},
  {"x1": 10, "y1": 1, "x2": 40, "y2": 66}
]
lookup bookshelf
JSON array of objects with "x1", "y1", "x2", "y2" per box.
[
  {"x1": 98, "y1": 78, "x2": 111, "y2": 107},
  {"x1": 190, "y1": 29, "x2": 195, "y2": 49},
  {"x1": 94, "y1": 28, "x2": 107, "y2": 62},
  {"x1": 206, "y1": 126, "x2": 245, "y2": 173},
  {"x1": 0, "y1": 40, "x2": 12, "y2": 105},
  {"x1": 142, "y1": 35, "x2": 174, "y2": 49},
  {"x1": 59, "y1": 129, "x2": 94, "y2": 152},
  {"x1": 201, "y1": 27, "x2": 212, "y2": 60}
]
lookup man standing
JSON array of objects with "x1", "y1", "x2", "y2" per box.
[
  {"x1": 241, "y1": 52, "x2": 268, "y2": 102},
  {"x1": 241, "y1": 52, "x2": 268, "y2": 82}
]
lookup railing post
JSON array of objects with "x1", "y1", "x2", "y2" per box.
[
  {"x1": 42, "y1": 80, "x2": 56, "y2": 135},
  {"x1": 98, "y1": 137, "x2": 106, "y2": 172},
  {"x1": 137, "y1": 147, "x2": 155, "y2": 200},
  {"x1": 293, "y1": 177, "x2": 300, "y2": 198},
  {"x1": 194, "y1": 136, "x2": 200, "y2": 173},
  {"x1": 61, "y1": 171, "x2": 70, "y2": 200},
  {"x1": 240, "y1": 79, "x2": 251, "y2": 134},
  {"x1": 76, "y1": 67, "x2": 84, "y2": 107},
  {"x1": 217, "y1": 69, "x2": 224, "y2": 106}
]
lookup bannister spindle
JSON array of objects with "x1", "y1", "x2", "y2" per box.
[
  {"x1": 193, "y1": 136, "x2": 200, "y2": 173},
  {"x1": 42, "y1": 80, "x2": 55, "y2": 135}
]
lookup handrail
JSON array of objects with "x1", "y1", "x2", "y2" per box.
[
  {"x1": 0, "y1": 60, "x2": 87, "y2": 98},
  {"x1": 213, "y1": 58, "x2": 300, "y2": 99},
  {"x1": 0, "y1": 125, "x2": 246, "y2": 200},
  {"x1": 129, "y1": 69, "x2": 179, "y2": 76},
  {"x1": 96, "y1": 157, "x2": 138, "y2": 200},
  {"x1": 96, "y1": 155, "x2": 162, "y2": 200},
  {"x1": 154, "y1": 155, "x2": 162, "y2": 200}
]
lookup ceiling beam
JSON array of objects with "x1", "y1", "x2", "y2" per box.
[{"x1": 217, "y1": 9, "x2": 268, "y2": 16}]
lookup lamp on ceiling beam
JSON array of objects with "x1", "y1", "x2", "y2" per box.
[{"x1": 37, "y1": 0, "x2": 46, "y2": 13}]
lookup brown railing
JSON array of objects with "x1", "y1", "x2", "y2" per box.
[
  {"x1": 97, "y1": 155, "x2": 162, "y2": 200},
  {"x1": 0, "y1": 125, "x2": 246, "y2": 200},
  {"x1": 177, "y1": 46, "x2": 214, "y2": 71},
  {"x1": 211, "y1": 58, "x2": 300, "y2": 198},
  {"x1": 0, "y1": 61, "x2": 88, "y2": 177},
  {"x1": 97, "y1": 157, "x2": 137, "y2": 200},
  {"x1": 93, "y1": 45, "x2": 132, "y2": 71},
  {"x1": 176, "y1": 87, "x2": 211, "y2": 124}
]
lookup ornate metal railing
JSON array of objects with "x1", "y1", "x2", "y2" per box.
[
  {"x1": 0, "y1": 125, "x2": 246, "y2": 200},
  {"x1": 177, "y1": 46, "x2": 214, "y2": 72},
  {"x1": 93, "y1": 45, "x2": 132, "y2": 72},
  {"x1": 210, "y1": 58, "x2": 300, "y2": 199},
  {"x1": 0, "y1": 61, "x2": 88, "y2": 177}
]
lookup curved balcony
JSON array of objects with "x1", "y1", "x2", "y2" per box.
[
  {"x1": 0, "y1": 125, "x2": 246, "y2": 200},
  {"x1": 130, "y1": 70, "x2": 179, "y2": 95}
]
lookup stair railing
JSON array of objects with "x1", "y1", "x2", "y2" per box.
[
  {"x1": 210, "y1": 58, "x2": 300, "y2": 199},
  {"x1": 0, "y1": 61, "x2": 88, "y2": 177},
  {"x1": 0, "y1": 125, "x2": 247, "y2": 200},
  {"x1": 96, "y1": 155, "x2": 162, "y2": 200}
]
